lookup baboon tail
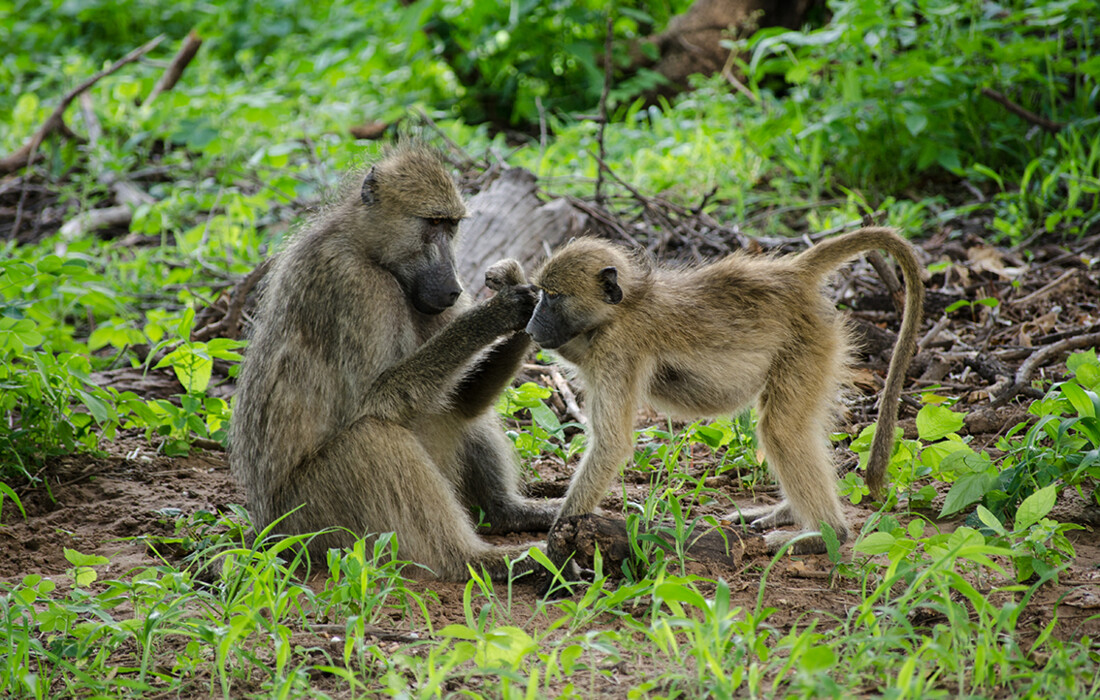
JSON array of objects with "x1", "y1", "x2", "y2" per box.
[{"x1": 795, "y1": 226, "x2": 925, "y2": 498}]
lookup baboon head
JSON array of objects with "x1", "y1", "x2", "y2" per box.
[
  {"x1": 361, "y1": 146, "x2": 468, "y2": 315},
  {"x1": 527, "y1": 238, "x2": 631, "y2": 349}
]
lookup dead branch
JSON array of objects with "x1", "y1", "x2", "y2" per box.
[
  {"x1": 191, "y1": 257, "x2": 274, "y2": 342},
  {"x1": 980, "y1": 87, "x2": 1064, "y2": 134},
  {"x1": 144, "y1": 30, "x2": 203, "y2": 106},
  {"x1": 0, "y1": 34, "x2": 165, "y2": 176},
  {"x1": 1010, "y1": 268, "x2": 1078, "y2": 306},
  {"x1": 990, "y1": 331, "x2": 1100, "y2": 407},
  {"x1": 547, "y1": 366, "x2": 586, "y2": 425},
  {"x1": 58, "y1": 205, "x2": 132, "y2": 238}
]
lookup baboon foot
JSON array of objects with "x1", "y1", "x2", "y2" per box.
[
  {"x1": 727, "y1": 502, "x2": 796, "y2": 530},
  {"x1": 763, "y1": 525, "x2": 849, "y2": 555}
]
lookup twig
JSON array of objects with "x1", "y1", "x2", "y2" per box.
[
  {"x1": 0, "y1": 34, "x2": 165, "y2": 176},
  {"x1": 990, "y1": 332, "x2": 1100, "y2": 407},
  {"x1": 144, "y1": 30, "x2": 203, "y2": 106},
  {"x1": 548, "y1": 366, "x2": 586, "y2": 425},
  {"x1": 58, "y1": 205, "x2": 132, "y2": 238},
  {"x1": 311, "y1": 623, "x2": 423, "y2": 644},
  {"x1": 191, "y1": 257, "x2": 273, "y2": 341},
  {"x1": 980, "y1": 87, "x2": 1064, "y2": 134},
  {"x1": 917, "y1": 314, "x2": 951, "y2": 352},
  {"x1": 720, "y1": 47, "x2": 760, "y2": 104},
  {"x1": 1009, "y1": 269, "x2": 1078, "y2": 306},
  {"x1": 413, "y1": 107, "x2": 477, "y2": 171},
  {"x1": 595, "y1": 14, "x2": 614, "y2": 206}
]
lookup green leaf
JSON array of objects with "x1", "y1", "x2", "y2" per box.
[
  {"x1": 916, "y1": 404, "x2": 966, "y2": 441},
  {"x1": 655, "y1": 582, "x2": 707, "y2": 610},
  {"x1": 801, "y1": 645, "x2": 836, "y2": 672},
  {"x1": 975, "y1": 505, "x2": 1007, "y2": 535},
  {"x1": 64, "y1": 548, "x2": 109, "y2": 567},
  {"x1": 853, "y1": 532, "x2": 896, "y2": 555},
  {"x1": 940, "y1": 470, "x2": 996, "y2": 517},
  {"x1": 1015, "y1": 484, "x2": 1058, "y2": 531},
  {"x1": 904, "y1": 112, "x2": 928, "y2": 136},
  {"x1": 1061, "y1": 382, "x2": 1096, "y2": 419},
  {"x1": 438, "y1": 624, "x2": 478, "y2": 640}
]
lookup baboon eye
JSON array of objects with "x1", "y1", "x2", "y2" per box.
[{"x1": 428, "y1": 217, "x2": 444, "y2": 227}]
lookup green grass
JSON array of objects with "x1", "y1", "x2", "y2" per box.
[{"x1": 2, "y1": 0, "x2": 1099, "y2": 696}]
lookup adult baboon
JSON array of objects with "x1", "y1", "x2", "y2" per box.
[
  {"x1": 526, "y1": 227, "x2": 924, "y2": 560},
  {"x1": 229, "y1": 145, "x2": 558, "y2": 580}
]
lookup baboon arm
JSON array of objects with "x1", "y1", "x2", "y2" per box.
[
  {"x1": 451, "y1": 332, "x2": 532, "y2": 418},
  {"x1": 362, "y1": 303, "x2": 511, "y2": 423},
  {"x1": 556, "y1": 374, "x2": 639, "y2": 520}
]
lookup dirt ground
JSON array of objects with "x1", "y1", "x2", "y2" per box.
[{"x1": 2, "y1": 230, "x2": 1099, "y2": 671}]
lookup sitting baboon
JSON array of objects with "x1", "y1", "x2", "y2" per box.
[
  {"x1": 526, "y1": 227, "x2": 924, "y2": 560},
  {"x1": 229, "y1": 145, "x2": 559, "y2": 580}
]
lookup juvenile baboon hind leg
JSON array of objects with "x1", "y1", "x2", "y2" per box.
[{"x1": 747, "y1": 364, "x2": 850, "y2": 555}]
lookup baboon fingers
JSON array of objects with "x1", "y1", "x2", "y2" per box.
[{"x1": 485, "y1": 258, "x2": 527, "y2": 290}]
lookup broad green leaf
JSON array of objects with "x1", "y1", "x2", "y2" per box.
[
  {"x1": 916, "y1": 404, "x2": 966, "y2": 441},
  {"x1": 975, "y1": 505, "x2": 1007, "y2": 535},
  {"x1": 655, "y1": 582, "x2": 707, "y2": 610},
  {"x1": 1061, "y1": 382, "x2": 1096, "y2": 419},
  {"x1": 438, "y1": 624, "x2": 478, "y2": 640},
  {"x1": 853, "y1": 532, "x2": 896, "y2": 554},
  {"x1": 1015, "y1": 484, "x2": 1058, "y2": 531},
  {"x1": 940, "y1": 470, "x2": 996, "y2": 517},
  {"x1": 801, "y1": 645, "x2": 836, "y2": 672},
  {"x1": 64, "y1": 548, "x2": 109, "y2": 567}
]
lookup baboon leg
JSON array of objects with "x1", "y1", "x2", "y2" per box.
[
  {"x1": 458, "y1": 418, "x2": 562, "y2": 535},
  {"x1": 752, "y1": 365, "x2": 849, "y2": 555},
  {"x1": 274, "y1": 417, "x2": 542, "y2": 580}
]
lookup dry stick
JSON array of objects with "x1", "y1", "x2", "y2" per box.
[
  {"x1": 0, "y1": 34, "x2": 165, "y2": 176},
  {"x1": 990, "y1": 331, "x2": 1100, "y2": 408},
  {"x1": 547, "y1": 366, "x2": 586, "y2": 425},
  {"x1": 192, "y1": 257, "x2": 274, "y2": 341},
  {"x1": 8, "y1": 36, "x2": 166, "y2": 241},
  {"x1": 144, "y1": 30, "x2": 203, "y2": 107},
  {"x1": 1009, "y1": 269, "x2": 1078, "y2": 306},
  {"x1": 594, "y1": 14, "x2": 614, "y2": 206},
  {"x1": 720, "y1": 47, "x2": 760, "y2": 105},
  {"x1": 980, "y1": 87, "x2": 1064, "y2": 134},
  {"x1": 413, "y1": 107, "x2": 477, "y2": 171}
]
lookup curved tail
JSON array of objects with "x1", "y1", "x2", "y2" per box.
[{"x1": 795, "y1": 226, "x2": 925, "y2": 498}]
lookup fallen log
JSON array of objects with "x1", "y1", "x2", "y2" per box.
[{"x1": 458, "y1": 168, "x2": 588, "y2": 293}]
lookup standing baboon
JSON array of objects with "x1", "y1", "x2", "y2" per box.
[
  {"x1": 229, "y1": 145, "x2": 559, "y2": 580},
  {"x1": 526, "y1": 227, "x2": 924, "y2": 561}
]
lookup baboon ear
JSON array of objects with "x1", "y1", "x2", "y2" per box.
[
  {"x1": 598, "y1": 266, "x2": 622, "y2": 304},
  {"x1": 360, "y1": 166, "x2": 378, "y2": 206}
]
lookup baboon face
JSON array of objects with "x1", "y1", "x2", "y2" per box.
[
  {"x1": 388, "y1": 216, "x2": 465, "y2": 315},
  {"x1": 528, "y1": 251, "x2": 622, "y2": 349},
  {"x1": 361, "y1": 147, "x2": 468, "y2": 315}
]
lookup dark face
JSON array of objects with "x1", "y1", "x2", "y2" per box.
[
  {"x1": 525, "y1": 291, "x2": 587, "y2": 349},
  {"x1": 526, "y1": 264, "x2": 622, "y2": 348},
  {"x1": 393, "y1": 217, "x2": 463, "y2": 315}
]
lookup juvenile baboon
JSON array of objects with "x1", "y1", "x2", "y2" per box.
[
  {"x1": 229, "y1": 145, "x2": 559, "y2": 580},
  {"x1": 526, "y1": 227, "x2": 924, "y2": 559}
]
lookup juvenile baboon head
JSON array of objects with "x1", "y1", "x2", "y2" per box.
[
  {"x1": 527, "y1": 238, "x2": 639, "y2": 348},
  {"x1": 359, "y1": 146, "x2": 468, "y2": 315}
]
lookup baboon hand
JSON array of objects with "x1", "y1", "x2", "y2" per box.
[
  {"x1": 484, "y1": 258, "x2": 527, "y2": 291},
  {"x1": 486, "y1": 282, "x2": 538, "y2": 332}
]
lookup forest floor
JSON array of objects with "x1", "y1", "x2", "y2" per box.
[{"x1": 2, "y1": 209, "x2": 1099, "y2": 694}]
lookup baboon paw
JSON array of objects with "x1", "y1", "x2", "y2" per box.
[{"x1": 485, "y1": 258, "x2": 526, "y2": 290}]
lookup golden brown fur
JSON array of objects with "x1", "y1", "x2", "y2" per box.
[
  {"x1": 229, "y1": 145, "x2": 558, "y2": 579},
  {"x1": 526, "y1": 227, "x2": 924, "y2": 557}
]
